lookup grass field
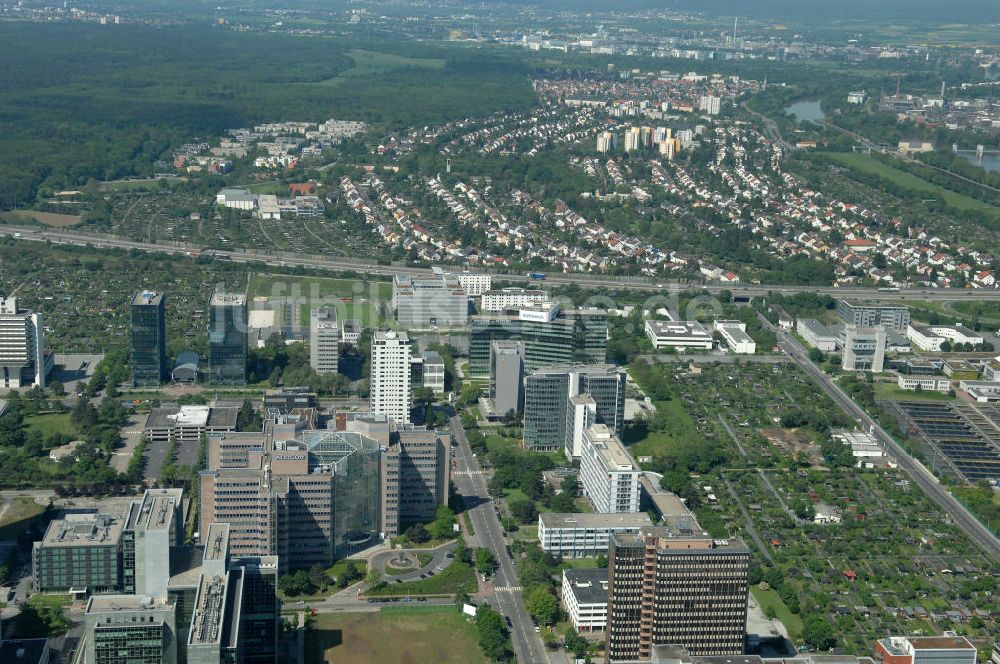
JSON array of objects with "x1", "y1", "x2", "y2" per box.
[
  {"x1": 950, "y1": 300, "x2": 1000, "y2": 319},
  {"x1": 23, "y1": 413, "x2": 76, "y2": 437},
  {"x1": 306, "y1": 607, "x2": 484, "y2": 664},
  {"x1": 365, "y1": 561, "x2": 477, "y2": 597},
  {"x1": 0, "y1": 496, "x2": 46, "y2": 542},
  {"x1": 819, "y1": 152, "x2": 1000, "y2": 216},
  {"x1": 624, "y1": 398, "x2": 702, "y2": 459},
  {"x1": 316, "y1": 49, "x2": 446, "y2": 87},
  {"x1": 1, "y1": 210, "x2": 81, "y2": 227},
  {"x1": 752, "y1": 586, "x2": 803, "y2": 642}
]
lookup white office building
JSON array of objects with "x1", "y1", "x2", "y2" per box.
[
  {"x1": 370, "y1": 330, "x2": 412, "y2": 424},
  {"x1": 579, "y1": 424, "x2": 641, "y2": 513},
  {"x1": 562, "y1": 568, "x2": 611, "y2": 633},
  {"x1": 644, "y1": 320, "x2": 713, "y2": 351},
  {"x1": 897, "y1": 375, "x2": 950, "y2": 393},
  {"x1": 540, "y1": 512, "x2": 652, "y2": 558},
  {"x1": 842, "y1": 325, "x2": 886, "y2": 372},
  {"x1": 713, "y1": 320, "x2": 756, "y2": 354},
  {"x1": 906, "y1": 324, "x2": 984, "y2": 352},
  {"x1": 480, "y1": 288, "x2": 548, "y2": 312},
  {"x1": 797, "y1": 318, "x2": 838, "y2": 351},
  {"x1": 0, "y1": 297, "x2": 48, "y2": 389},
  {"x1": 309, "y1": 307, "x2": 340, "y2": 375}
]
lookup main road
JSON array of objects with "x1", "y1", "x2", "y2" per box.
[
  {"x1": 1, "y1": 224, "x2": 998, "y2": 302},
  {"x1": 450, "y1": 415, "x2": 553, "y2": 664},
  {"x1": 760, "y1": 314, "x2": 1000, "y2": 562}
]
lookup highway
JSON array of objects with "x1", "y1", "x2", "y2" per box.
[
  {"x1": 450, "y1": 415, "x2": 553, "y2": 664},
  {"x1": 2, "y1": 224, "x2": 999, "y2": 301},
  {"x1": 761, "y1": 315, "x2": 1000, "y2": 563}
]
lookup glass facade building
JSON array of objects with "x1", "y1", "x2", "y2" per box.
[
  {"x1": 469, "y1": 309, "x2": 607, "y2": 377},
  {"x1": 208, "y1": 294, "x2": 247, "y2": 386},
  {"x1": 131, "y1": 291, "x2": 168, "y2": 387}
]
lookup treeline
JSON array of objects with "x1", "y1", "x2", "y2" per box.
[{"x1": 0, "y1": 23, "x2": 536, "y2": 207}]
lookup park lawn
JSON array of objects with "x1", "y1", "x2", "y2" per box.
[
  {"x1": 305, "y1": 606, "x2": 484, "y2": 664},
  {"x1": 751, "y1": 586, "x2": 803, "y2": 643},
  {"x1": 0, "y1": 496, "x2": 46, "y2": 541},
  {"x1": 27, "y1": 593, "x2": 72, "y2": 609},
  {"x1": 624, "y1": 398, "x2": 701, "y2": 459},
  {"x1": 872, "y1": 382, "x2": 954, "y2": 402},
  {"x1": 365, "y1": 562, "x2": 477, "y2": 597},
  {"x1": 23, "y1": 413, "x2": 75, "y2": 437},
  {"x1": 325, "y1": 559, "x2": 367, "y2": 580},
  {"x1": 818, "y1": 152, "x2": 1000, "y2": 216}
]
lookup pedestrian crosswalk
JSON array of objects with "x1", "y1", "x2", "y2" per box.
[{"x1": 493, "y1": 586, "x2": 523, "y2": 593}]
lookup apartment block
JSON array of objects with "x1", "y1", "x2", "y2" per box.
[
  {"x1": 0, "y1": 296, "x2": 49, "y2": 388},
  {"x1": 480, "y1": 288, "x2": 548, "y2": 312},
  {"x1": 371, "y1": 330, "x2": 412, "y2": 425},
  {"x1": 579, "y1": 425, "x2": 641, "y2": 513},
  {"x1": 309, "y1": 307, "x2": 340, "y2": 375}
]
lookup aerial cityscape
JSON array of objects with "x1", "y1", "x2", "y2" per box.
[{"x1": 0, "y1": 0, "x2": 999, "y2": 663}]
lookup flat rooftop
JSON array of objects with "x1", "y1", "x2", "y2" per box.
[
  {"x1": 128, "y1": 488, "x2": 183, "y2": 533},
  {"x1": 146, "y1": 405, "x2": 238, "y2": 430},
  {"x1": 585, "y1": 425, "x2": 636, "y2": 470},
  {"x1": 87, "y1": 594, "x2": 171, "y2": 613},
  {"x1": 540, "y1": 512, "x2": 651, "y2": 528},
  {"x1": 204, "y1": 523, "x2": 231, "y2": 562},
  {"x1": 189, "y1": 574, "x2": 230, "y2": 645},
  {"x1": 563, "y1": 568, "x2": 609, "y2": 605},
  {"x1": 133, "y1": 290, "x2": 163, "y2": 306},
  {"x1": 40, "y1": 510, "x2": 126, "y2": 548},
  {"x1": 0, "y1": 639, "x2": 49, "y2": 664},
  {"x1": 210, "y1": 293, "x2": 247, "y2": 306},
  {"x1": 646, "y1": 320, "x2": 711, "y2": 338}
]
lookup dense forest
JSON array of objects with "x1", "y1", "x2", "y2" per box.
[{"x1": 0, "y1": 23, "x2": 536, "y2": 208}]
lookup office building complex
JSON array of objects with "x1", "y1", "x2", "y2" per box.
[
  {"x1": 131, "y1": 291, "x2": 168, "y2": 387},
  {"x1": 645, "y1": 320, "x2": 713, "y2": 351},
  {"x1": 208, "y1": 294, "x2": 247, "y2": 385},
  {"x1": 579, "y1": 425, "x2": 641, "y2": 513},
  {"x1": 370, "y1": 330, "x2": 412, "y2": 425},
  {"x1": 607, "y1": 517, "x2": 751, "y2": 661},
  {"x1": 200, "y1": 417, "x2": 448, "y2": 570},
  {"x1": 469, "y1": 302, "x2": 608, "y2": 377},
  {"x1": 539, "y1": 512, "x2": 652, "y2": 558},
  {"x1": 309, "y1": 307, "x2": 340, "y2": 375},
  {"x1": 489, "y1": 341, "x2": 525, "y2": 417},
  {"x1": 413, "y1": 350, "x2": 445, "y2": 395},
  {"x1": 797, "y1": 319, "x2": 838, "y2": 352},
  {"x1": 0, "y1": 297, "x2": 48, "y2": 389},
  {"x1": 523, "y1": 364, "x2": 625, "y2": 453},
  {"x1": 837, "y1": 300, "x2": 910, "y2": 331},
  {"x1": 393, "y1": 274, "x2": 468, "y2": 327},
  {"x1": 842, "y1": 325, "x2": 886, "y2": 372}
]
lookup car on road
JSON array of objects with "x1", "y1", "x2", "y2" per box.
[{"x1": 505, "y1": 616, "x2": 513, "y2": 628}]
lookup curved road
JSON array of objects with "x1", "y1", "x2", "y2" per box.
[{"x1": 1, "y1": 224, "x2": 999, "y2": 302}]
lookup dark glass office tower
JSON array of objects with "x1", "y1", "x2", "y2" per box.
[
  {"x1": 208, "y1": 293, "x2": 247, "y2": 386},
  {"x1": 131, "y1": 291, "x2": 167, "y2": 387}
]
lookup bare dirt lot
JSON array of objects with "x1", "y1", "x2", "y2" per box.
[
  {"x1": 760, "y1": 427, "x2": 824, "y2": 466},
  {"x1": 2, "y1": 210, "x2": 82, "y2": 227}
]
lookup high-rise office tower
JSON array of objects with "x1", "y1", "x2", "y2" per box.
[
  {"x1": 131, "y1": 290, "x2": 168, "y2": 387},
  {"x1": 309, "y1": 307, "x2": 340, "y2": 375},
  {"x1": 607, "y1": 521, "x2": 750, "y2": 662},
  {"x1": 490, "y1": 340, "x2": 525, "y2": 417},
  {"x1": 370, "y1": 330, "x2": 412, "y2": 425},
  {"x1": 0, "y1": 297, "x2": 47, "y2": 389},
  {"x1": 208, "y1": 293, "x2": 247, "y2": 385},
  {"x1": 522, "y1": 364, "x2": 625, "y2": 453}
]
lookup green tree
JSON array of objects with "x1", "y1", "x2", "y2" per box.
[
  {"x1": 524, "y1": 586, "x2": 558, "y2": 626},
  {"x1": 428, "y1": 505, "x2": 457, "y2": 539},
  {"x1": 803, "y1": 615, "x2": 836, "y2": 650},
  {"x1": 475, "y1": 607, "x2": 512, "y2": 662},
  {"x1": 475, "y1": 547, "x2": 496, "y2": 574}
]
